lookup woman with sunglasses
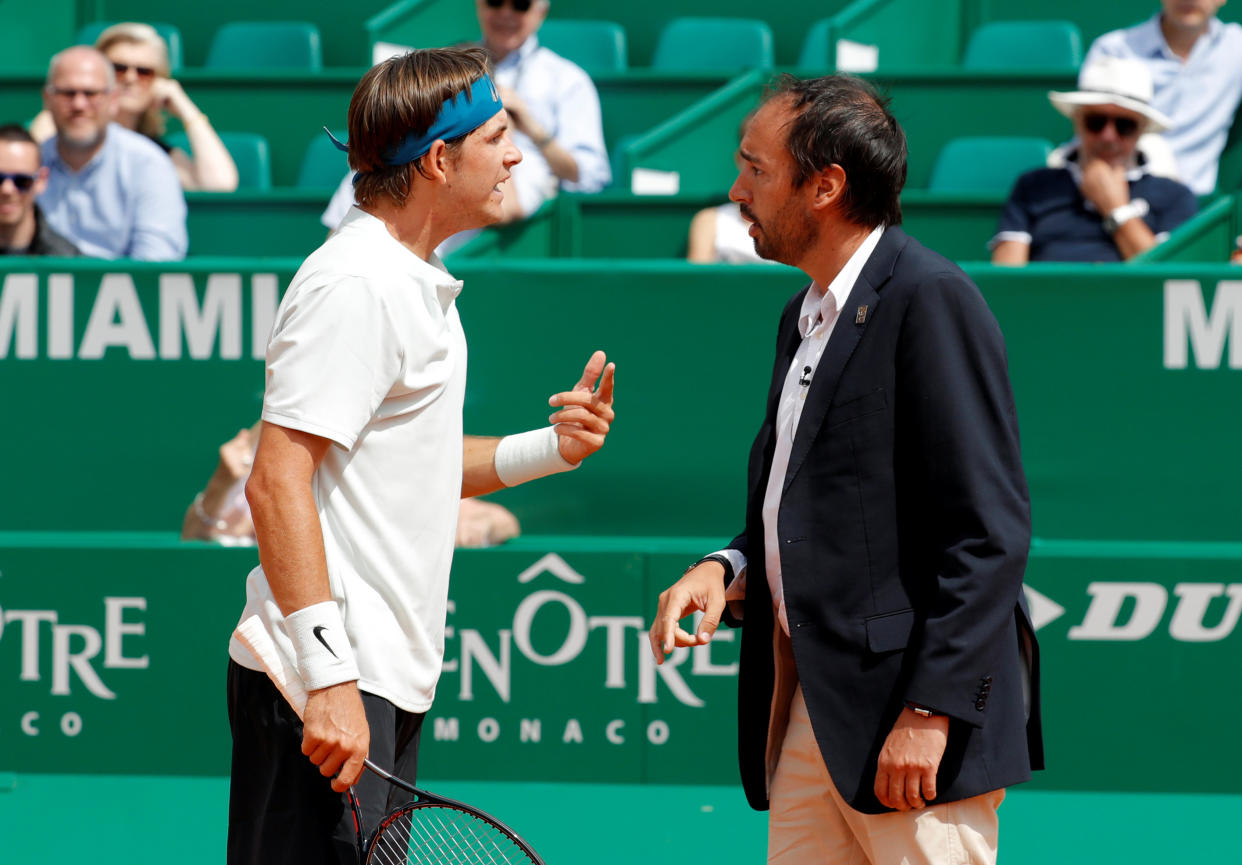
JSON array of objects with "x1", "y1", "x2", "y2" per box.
[{"x1": 31, "y1": 22, "x2": 238, "y2": 192}]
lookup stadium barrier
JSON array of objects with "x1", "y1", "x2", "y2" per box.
[
  {"x1": 1134, "y1": 194, "x2": 1240, "y2": 264},
  {"x1": 450, "y1": 190, "x2": 1010, "y2": 263},
  {"x1": 2, "y1": 531, "x2": 1240, "y2": 795},
  {"x1": 3, "y1": 259, "x2": 1242, "y2": 542}
]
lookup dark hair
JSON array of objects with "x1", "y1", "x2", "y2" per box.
[
  {"x1": 765, "y1": 74, "x2": 906, "y2": 227},
  {"x1": 347, "y1": 47, "x2": 491, "y2": 207},
  {"x1": 0, "y1": 124, "x2": 38, "y2": 147}
]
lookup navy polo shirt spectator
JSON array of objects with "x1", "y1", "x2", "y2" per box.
[
  {"x1": 992, "y1": 55, "x2": 1197, "y2": 265},
  {"x1": 995, "y1": 153, "x2": 1197, "y2": 262}
]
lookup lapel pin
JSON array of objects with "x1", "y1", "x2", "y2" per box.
[{"x1": 855, "y1": 305, "x2": 868, "y2": 325}]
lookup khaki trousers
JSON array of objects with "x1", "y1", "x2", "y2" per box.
[{"x1": 767, "y1": 634, "x2": 1002, "y2": 864}]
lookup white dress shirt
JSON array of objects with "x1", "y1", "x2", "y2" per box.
[
  {"x1": 715, "y1": 225, "x2": 886, "y2": 634},
  {"x1": 321, "y1": 35, "x2": 611, "y2": 233},
  {"x1": 492, "y1": 34, "x2": 611, "y2": 213}
]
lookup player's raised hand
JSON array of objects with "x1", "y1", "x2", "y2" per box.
[
  {"x1": 548, "y1": 350, "x2": 615, "y2": 466},
  {"x1": 649, "y1": 560, "x2": 726, "y2": 664}
]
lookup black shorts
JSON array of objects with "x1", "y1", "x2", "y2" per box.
[{"x1": 225, "y1": 659, "x2": 425, "y2": 865}]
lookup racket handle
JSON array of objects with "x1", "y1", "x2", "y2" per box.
[{"x1": 234, "y1": 615, "x2": 310, "y2": 718}]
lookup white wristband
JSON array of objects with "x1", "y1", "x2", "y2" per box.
[
  {"x1": 493, "y1": 427, "x2": 578, "y2": 487},
  {"x1": 284, "y1": 601, "x2": 360, "y2": 690}
]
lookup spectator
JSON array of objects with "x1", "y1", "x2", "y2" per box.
[
  {"x1": 0, "y1": 124, "x2": 79, "y2": 255},
  {"x1": 478, "y1": 0, "x2": 610, "y2": 211},
  {"x1": 322, "y1": 0, "x2": 610, "y2": 236},
  {"x1": 182, "y1": 425, "x2": 522, "y2": 549},
  {"x1": 32, "y1": 24, "x2": 238, "y2": 191},
  {"x1": 991, "y1": 55, "x2": 1197, "y2": 264},
  {"x1": 1085, "y1": 0, "x2": 1242, "y2": 195},
  {"x1": 38, "y1": 46, "x2": 188, "y2": 260}
]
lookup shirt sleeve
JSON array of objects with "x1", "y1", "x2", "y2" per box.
[
  {"x1": 990, "y1": 174, "x2": 1035, "y2": 250},
  {"x1": 1147, "y1": 181, "x2": 1199, "y2": 236},
  {"x1": 553, "y1": 68, "x2": 611, "y2": 193},
  {"x1": 262, "y1": 277, "x2": 402, "y2": 450},
  {"x1": 128, "y1": 149, "x2": 188, "y2": 261}
]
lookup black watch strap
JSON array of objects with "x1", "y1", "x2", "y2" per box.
[{"x1": 688, "y1": 553, "x2": 735, "y2": 583}]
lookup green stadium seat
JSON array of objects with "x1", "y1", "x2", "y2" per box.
[
  {"x1": 927, "y1": 136, "x2": 1055, "y2": 193},
  {"x1": 76, "y1": 21, "x2": 184, "y2": 72},
  {"x1": 962, "y1": 20, "x2": 1083, "y2": 70},
  {"x1": 297, "y1": 129, "x2": 350, "y2": 188},
  {"x1": 167, "y1": 130, "x2": 273, "y2": 190},
  {"x1": 205, "y1": 21, "x2": 323, "y2": 71},
  {"x1": 797, "y1": 18, "x2": 835, "y2": 70},
  {"x1": 538, "y1": 20, "x2": 628, "y2": 74},
  {"x1": 651, "y1": 17, "x2": 774, "y2": 72}
]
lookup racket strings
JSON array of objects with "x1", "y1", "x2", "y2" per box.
[{"x1": 368, "y1": 804, "x2": 535, "y2": 865}]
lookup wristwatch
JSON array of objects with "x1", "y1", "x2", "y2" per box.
[
  {"x1": 1102, "y1": 199, "x2": 1150, "y2": 235},
  {"x1": 905, "y1": 702, "x2": 940, "y2": 719}
]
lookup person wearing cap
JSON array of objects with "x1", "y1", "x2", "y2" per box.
[
  {"x1": 991, "y1": 55, "x2": 1198, "y2": 264},
  {"x1": 1084, "y1": 0, "x2": 1242, "y2": 196},
  {"x1": 225, "y1": 47, "x2": 616, "y2": 865}
]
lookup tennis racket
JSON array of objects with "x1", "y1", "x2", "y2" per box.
[{"x1": 234, "y1": 615, "x2": 546, "y2": 865}]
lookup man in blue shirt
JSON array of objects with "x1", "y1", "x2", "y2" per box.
[
  {"x1": 38, "y1": 46, "x2": 187, "y2": 260},
  {"x1": 1084, "y1": 0, "x2": 1242, "y2": 195},
  {"x1": 992, "y1": 55, "x2": 1197, "y2": 264}
]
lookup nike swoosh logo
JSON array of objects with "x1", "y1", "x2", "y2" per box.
[{"x1": 312, "y1": 625, "x2": 339, "y2": 659}]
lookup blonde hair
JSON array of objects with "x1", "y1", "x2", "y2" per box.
[{"x1": 95, "y1": 22, "x2": 171, "y2": 139}]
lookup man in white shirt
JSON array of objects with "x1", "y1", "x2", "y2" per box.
[
  {"x1": 227, "y1": 47, "x2": 615, "y2": 865},
  {"x1": 477, "y1": 0, "x2": 611, "y2": 214},
  {"x1": 1084, "y1": 0, "x2": 1242, "y2": 195},
  {"x1": 321, "y1": 0, "x2": 610, "y2": 237},
  {"x1": 649, "y1": 74, "x2": 1039, "y2": 865}
]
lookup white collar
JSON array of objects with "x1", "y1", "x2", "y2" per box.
[
  {"x1": 799, "y1": 224, "x2": 885, "y2": 338},
  {"x1": 1062, "y1": 143, "x2": 1148, "y2": 184}
]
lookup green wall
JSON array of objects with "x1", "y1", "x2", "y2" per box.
[
  {"x1": 4, "y1": 260, "x2": 1242, "y2": 542},
  {"x1": 3, "y1": 533, "x2": 1242, "y2": 795},
  {"x1": 0, "y1": 0, "x2": 80, "y2": 70}
]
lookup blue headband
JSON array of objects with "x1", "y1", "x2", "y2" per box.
[{"x1": 327, "y1": 75, "x2": 503, "y2": 167}]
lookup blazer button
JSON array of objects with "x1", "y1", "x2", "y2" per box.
[{"x1": 975, "y1": 700, "x2": 986, "y2": 711}]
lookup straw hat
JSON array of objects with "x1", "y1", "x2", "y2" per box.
[{"x1": 1048, "y1": 55, "x2": 1172, "y2": 133}]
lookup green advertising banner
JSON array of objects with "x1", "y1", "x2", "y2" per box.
[
  {"x1": 3, "y1": 261, "x2": 1242, "y2": 541},
  {"x1": 2, "y1": 535, "x2": 1241, "y2": 795}
]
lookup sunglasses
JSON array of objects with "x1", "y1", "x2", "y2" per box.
[
  {"x1": 1083, "y1": 113, "x2": 1141, "y2": 138},
  {"x1": 112, "y1": 62, "x2": 157, "y2": 80},
  {"x1": 485, "y1": 0, "x2": 534, "y2": 11},
  {"x1": 48, "y1": 87, "x2": 109, "y2": 101},
  {"x1": 0, "y1": 172, "x2": 37, "y2": 192}
]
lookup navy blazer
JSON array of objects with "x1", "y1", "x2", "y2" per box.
[{"x1": 727, "y1": 226, "x2": 1043, "y2": 814}]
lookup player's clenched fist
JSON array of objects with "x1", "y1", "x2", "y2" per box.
[{"x1": 302, "y1": 681, "x2": 370, "y2": 793}]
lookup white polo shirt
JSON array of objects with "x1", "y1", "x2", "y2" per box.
[{"x1": 229, "y1": 207, "x2": 468, "y2": 713}]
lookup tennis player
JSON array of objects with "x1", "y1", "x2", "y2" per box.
[{"x1": 225, "y1": 47, "x2": 615, "y2": 865}]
